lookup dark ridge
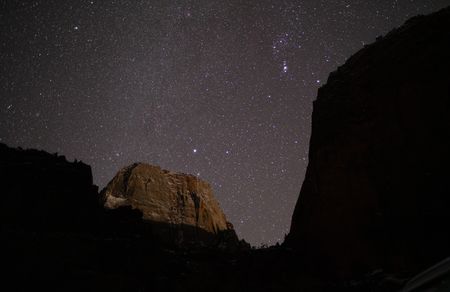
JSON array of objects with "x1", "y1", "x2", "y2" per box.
[{"x1": 0, "y1": 142, "x2": 100, "y2": 232}]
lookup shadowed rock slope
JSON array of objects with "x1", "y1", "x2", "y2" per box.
[
  {"x1": 101, "y1": 163, "x2": 239, "y2": 245},
  {"x1": 0, "y1": 143, "x2": 100, "y2": 232},
  {"x1": 286, "y1": 7, "x2": 450, "y2": 279}
]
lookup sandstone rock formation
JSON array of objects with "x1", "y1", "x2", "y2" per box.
[
  {"x1": 286, "y1": 7, "x2": 450, "y2": 279},
  {"x1": 101, "y1": 163, "x2": 238, "y2": 245}
]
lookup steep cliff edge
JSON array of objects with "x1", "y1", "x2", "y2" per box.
[
  {"x1": 101, "y1": 163, "x2": 238, "y2": 245},
  {"x1": 286, "y1": 7, "x2": 450, "y2": 278}
]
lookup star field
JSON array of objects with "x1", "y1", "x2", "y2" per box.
[{"x1": 1, "y1": 0, "x2": 449, "y2": 246}]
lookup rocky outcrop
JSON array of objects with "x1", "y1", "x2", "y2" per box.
[
  {"x1": 101, "y1": 163, "x2": 238, "y2": 245},
  {"x1": 286, "y1": 7, "x2": 450, "y2": 279}
]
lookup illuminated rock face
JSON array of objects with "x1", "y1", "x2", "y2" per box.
[
  {"x1": 286, "y1": 7, "x2": 450, "y2": 278},
  {"x1": 101, "y1": 163, "x2": 236, "y2": 243}
]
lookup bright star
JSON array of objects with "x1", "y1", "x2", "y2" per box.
[
  {"x1": 193, "y1": 149, "x2": 197, "y2": 153},
  {"x1": 282, "y1": 60, "x2": 288, "y2": 73}
]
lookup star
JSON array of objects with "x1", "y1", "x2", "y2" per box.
[{"x1": 282, "y1": 60, "x2": 288, "y2": 73}]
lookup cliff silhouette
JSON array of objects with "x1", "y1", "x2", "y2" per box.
[{"x1": 286, "y1": 6, "x2": 450, "y2": 280}]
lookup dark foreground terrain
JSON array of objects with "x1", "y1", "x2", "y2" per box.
[
  {"x1": 2, "y1": 7, "x2": 450, "y2": 292},
  {"x1": 0, "y1": 143, "x2": 337, "y2": 291}
]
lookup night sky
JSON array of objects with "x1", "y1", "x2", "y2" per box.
[{"x1": 1, "y1": 0, "x2": 449, "y2": 246}]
